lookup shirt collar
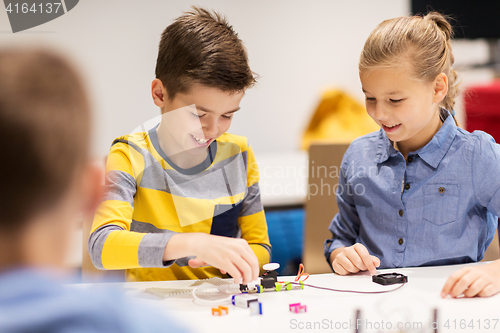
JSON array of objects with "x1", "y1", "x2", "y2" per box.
[
  {"x1": 375, "y1": 111, "x2": 457, "y2": 168},
  {"x1": 375, "y1": 130, "x2": 398, "y2": 163}
]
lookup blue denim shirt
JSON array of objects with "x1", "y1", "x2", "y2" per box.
[{"x1": 325, "y1": 114, "x2": 500, "y2": 268}]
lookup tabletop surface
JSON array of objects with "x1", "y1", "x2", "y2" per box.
[{"x1": 71, "y1": 263, "x2": 500, "y2": 333}]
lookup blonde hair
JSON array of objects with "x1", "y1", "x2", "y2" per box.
[{"x1": 359, "y1": 12, "x2": 459, "y2": 112}]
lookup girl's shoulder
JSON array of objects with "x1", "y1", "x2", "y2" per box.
[
  {"x1": 454, "y1": 128, "x2": 500, "y2": 166},
  {"x1": 456, "y1": 127, "x2": 498, "y2": 150},
  {"x1": 342, "y1": 130, "x2": 383, "y2": 165},
  {"x1": 349, "y1": 130, "x2": 382, "y2": 148}
]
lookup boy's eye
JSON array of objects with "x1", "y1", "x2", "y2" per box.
[
  {"x1": 222, "y1": 114, "x2": 232, "y2": 119},
  {"x1": 390, "y1": 99, "x2": 404, "y2": 103},
  {"x1": 191, "y1": 113, "x2": 205, "y2": 118},
  {"x1": 365, "y1": 97, "x2": 376, "y2": 102}
]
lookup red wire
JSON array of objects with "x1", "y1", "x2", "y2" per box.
[{"x1": 295, "y1": 263, "x2": 310, "y2": 282}]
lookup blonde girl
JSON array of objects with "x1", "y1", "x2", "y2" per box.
[{"x1": 325, "y1": 12, "x2": 500, "y2": 298}]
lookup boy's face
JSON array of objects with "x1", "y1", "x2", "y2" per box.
[{"x1": 158, "y1": 83, "x2": 244, "y2": 158}]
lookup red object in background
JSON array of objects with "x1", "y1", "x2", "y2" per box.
[
  {"x1": 464, "y1": 80, "x2": 500, "y2": 142},
  {"x1": 464, "y1": 80, "x2": 500, "y2": 249}
]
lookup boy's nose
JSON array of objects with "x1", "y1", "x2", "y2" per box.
[{"x1": 202, "y1": 119, "x2": 218, "y2": 138}]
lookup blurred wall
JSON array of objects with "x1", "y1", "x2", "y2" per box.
[{"x1": 0, "y1": 1, "x2": 492, "y2": 157}]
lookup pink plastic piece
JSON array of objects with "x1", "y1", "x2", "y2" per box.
[{"x1": 289, "y1": 303, "x2": 307, "y2": 313}]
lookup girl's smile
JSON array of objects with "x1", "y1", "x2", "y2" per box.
[{"x1": 381, "y1": 123, "x2": 402, "y2": 132}]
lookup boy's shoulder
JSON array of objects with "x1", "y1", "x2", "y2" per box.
[
  {"x1": 112, "y1": 131, "x2": 150, "y2": 150},
  {"x1": 216, "y1": 132, "x2": 250, "y2": 151},
  {"x1": 212, "y1": 133, "x2": 253, "y2": 165},
  {"x1": 112, "y1": 131, "x2": 251, "y2": 150},
  {"x1": 109, "y1": 130, "x2": 254, "y2": 164}
]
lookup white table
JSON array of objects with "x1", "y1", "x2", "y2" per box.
[{"x1": 72, "y1": 263, "x2": 500, "y2": 333}]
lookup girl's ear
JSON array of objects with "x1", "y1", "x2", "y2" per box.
[
  {"x1": 151, "y1": 79, "x2": 168, "y2": 108},
  {"x1": 433, "y1": 73, "x2": 448, "y2": 105}
]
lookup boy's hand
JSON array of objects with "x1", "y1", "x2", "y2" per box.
[
  {"x1": 164, "y1": 233, "x2": 259, "y2": 284},
  {"x1": 187, "y1": 259, "x2": 227, "y2": 275},
  {"x1": 330, "y1": 243, "x2": 380, "y2": 275},
  {"x1": 441, "y1": 260, "x2": 500, "y2": 298}
]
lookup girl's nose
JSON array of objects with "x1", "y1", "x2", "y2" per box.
[{"x1": 374, "y1": 104, "x2": 390, "y2": 121}]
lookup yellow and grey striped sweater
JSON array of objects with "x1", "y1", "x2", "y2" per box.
[{"x1": 89, "y1": 126, "x2": 271, "y2": 281}]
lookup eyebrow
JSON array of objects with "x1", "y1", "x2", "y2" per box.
[
  {"x1": 362, "y1": 89, "x2": 402, "y2": 96},
  {"x1": 197, "y1": 106, "x2": 240, "y2": 114},
  {"x1": 387, "y1": 91, "x2": 403, "y2": 95}
]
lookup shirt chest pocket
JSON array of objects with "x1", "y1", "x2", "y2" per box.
[{"x1": 422, "y1": 184, "x2": 460, "y2": 225}]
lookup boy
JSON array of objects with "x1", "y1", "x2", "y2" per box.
[
  {"x1": 89, "y1": 7, "x2": 271, "y2": 282},
  {"x1": 0, "y1": 49, "x2": 188, "y2": 332}
]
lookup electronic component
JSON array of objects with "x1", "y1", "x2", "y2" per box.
[
  {"x1": 372, "y1": 273, "x2": 408, "y2": 285},
  {"x1": 260, "y1": 263, "x2": 279, "y2": 289},
  {"x1": 249, "y1": 301, "x2": 263, "y2": 315},
  {"x1": 232, "y1": 294, "x2": 259, "y2": 308}
]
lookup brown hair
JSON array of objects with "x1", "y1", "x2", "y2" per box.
[
  {"x1": 359, "y1": 12, "x2": 459, "y2": 112},
  {"x1": 155, "y1": 6, "x2": 256, "y2": 100},
  {"x1": 0, "y1": 49, "x2": 90, "y2": 230}
]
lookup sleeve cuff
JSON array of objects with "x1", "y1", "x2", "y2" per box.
[
  {"x1": 137, "y1": 231, "x2": 177, "y2": 268},
  {"x1": 324, "y1": 238, "x2": 355, "y2": 272},
  {"x1": 173, "y1": 256, "x2": 196, "y2": 267}
]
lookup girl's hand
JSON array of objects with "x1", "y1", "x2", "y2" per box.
[
  {"x1": 441, "y1": 260, "x2": 500, "y2": 298},
  {"x1": 331, "y1": 243, "x2": 380, "y2": 275}
]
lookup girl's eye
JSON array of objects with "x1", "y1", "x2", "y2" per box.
[
  {"x1": 365, "y1": 97, "x2": 376, "y2": 102},
  {"x1": 222, "y1": 114, "x2": 232, "y2": 119},
  {"x1": 191, "y1": 113, "x2": 205, "y2": 118},
  {"x1": 390, "y1": 99, "x2": 403, "y2": 103}
]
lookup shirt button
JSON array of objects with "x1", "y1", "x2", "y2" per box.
[
  {"x1": 398, "y1": 209, "x2": 404, "y2": 217},
  {"x1": 405, "y1": 183, "x2": 410, "y2": 190},
  {"x1": 398, "y1": 238, "x2": 404, "y2": 245},
  {"x1": 438, "y1": 187, "x2": 445, "y2": 194},
  {"x1": 407, "y1": 156, "x2": 413, "y2": 163}
]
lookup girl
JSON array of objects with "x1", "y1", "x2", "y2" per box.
[{"x1": 325, "y1": 12, "x2": 500, "y2": 298}]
